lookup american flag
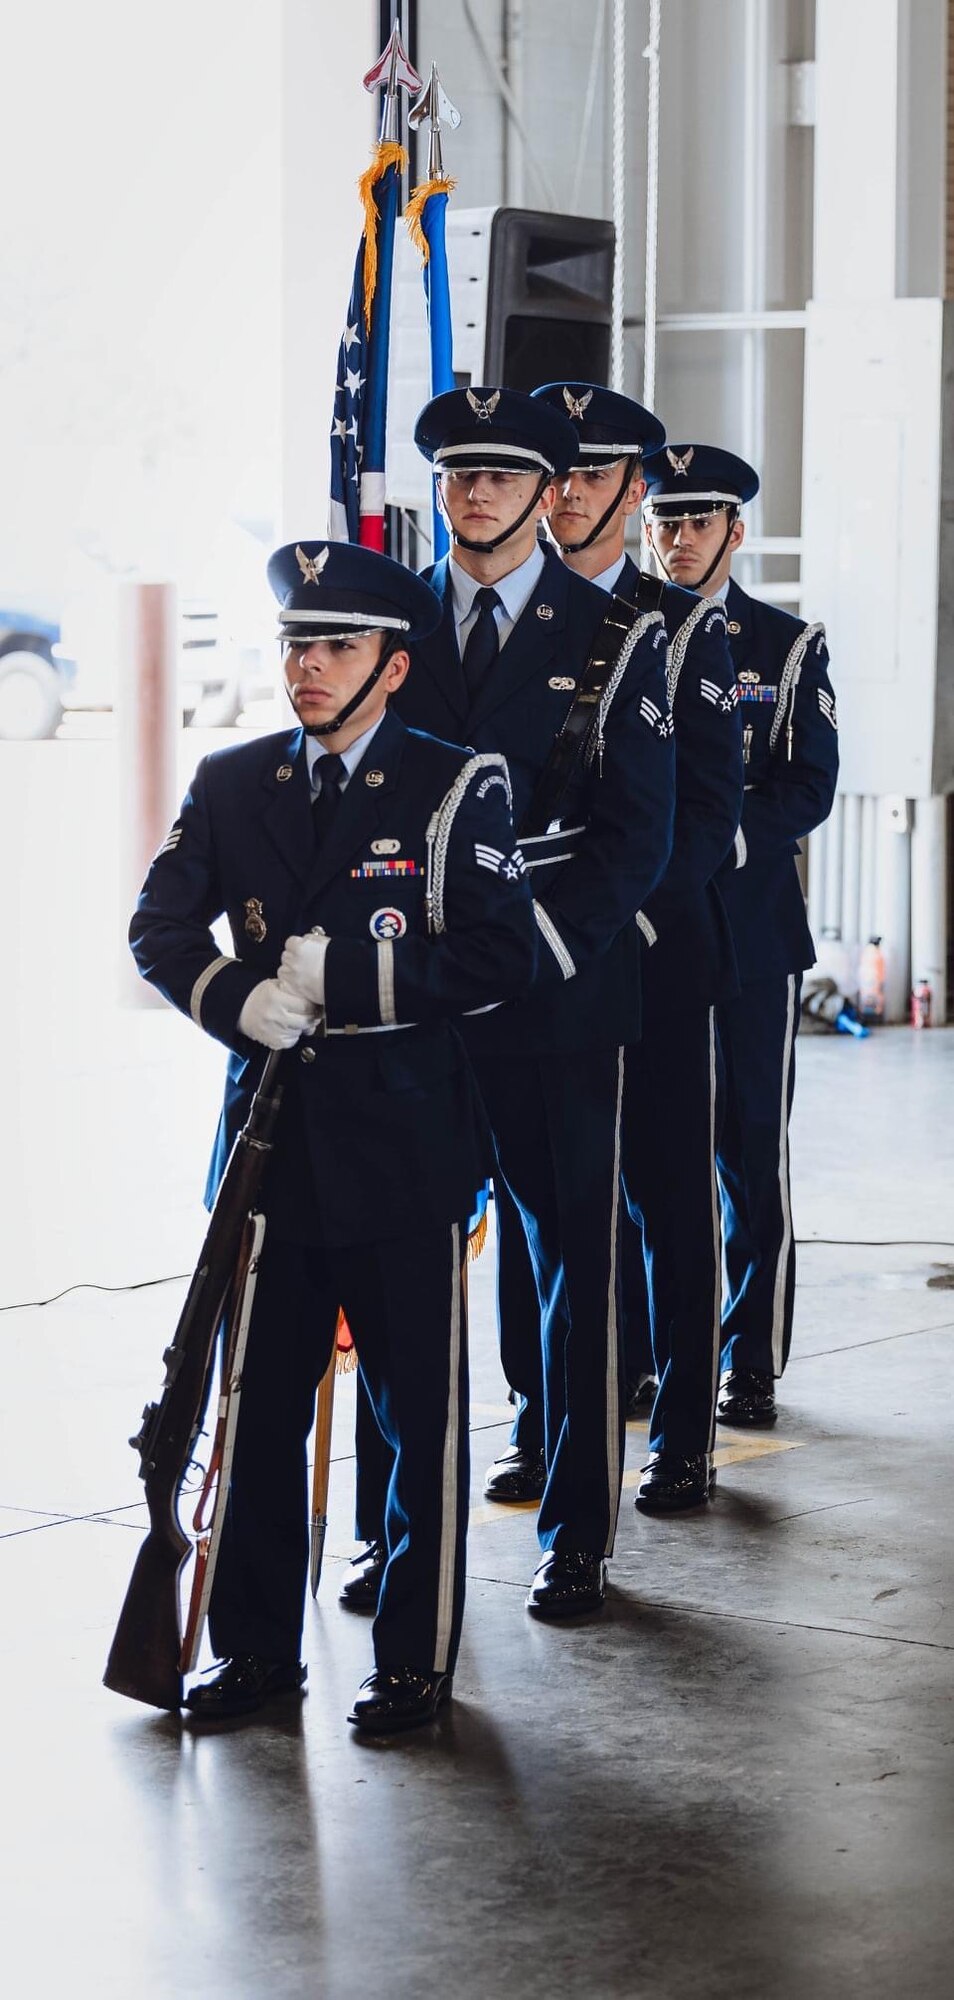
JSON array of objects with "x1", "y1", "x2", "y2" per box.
[{"x1": 328, "y1": 150, "x2": 402, "y2": 550}]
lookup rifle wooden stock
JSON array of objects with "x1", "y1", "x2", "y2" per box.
[{"x1": 104, "y1": 1049, "x2": 286, "y2": 1709}]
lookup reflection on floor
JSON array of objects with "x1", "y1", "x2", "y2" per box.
[
  {"x1": 2, "y1": 744, "x2": 952, "y2": 1997},
  {"x1": 2, "y1": 1027, "x2": 951, "y2": 1998}
]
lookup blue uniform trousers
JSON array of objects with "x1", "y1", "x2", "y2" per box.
[
  {"x1": 354, "y1": 1173, "x2": 546, "y2": 1539},
  {"x1": 620, "y1": 1225, "x2": 654, "y2": 1387},
  {"x1": 717, "y1": 972, "x2": 801, "y2": 1379},
  {"x1": 469, "y1": 1043, "x2": 626, "y2": 1558},
  {"x1": 494, "y1": 1175, "x2": 545, "y2": 1457},
  {"x1": 621, "y1": 1001, "x2": 723, "y2": 1458},
  {"x1": 210, "y1": 1218, "x2": 470, "y2": 1679}
]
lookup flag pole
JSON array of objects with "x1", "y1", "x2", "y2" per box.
[{"x1": 406, "y1": 65, "x2": 461, "y2": 562}]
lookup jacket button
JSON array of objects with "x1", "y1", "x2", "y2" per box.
[{"x1": 299, "y1": 1045, "x2": 316, "y2": 1065}]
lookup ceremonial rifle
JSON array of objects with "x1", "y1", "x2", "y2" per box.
[{"x1": 103, "y1": 1050, "x2": 286, "y2": 1710}]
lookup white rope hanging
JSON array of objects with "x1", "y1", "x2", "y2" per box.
[
  {"x1": 610, "y1": 0, "x2": 627, "y2": 390},
  {"x1": 643, "y1": 0, "x2": 662, "y2": 410}
]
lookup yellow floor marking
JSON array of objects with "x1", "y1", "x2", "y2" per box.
[{"x1": 321, "y1": 1425, "x2": 805, "y2": 1555}]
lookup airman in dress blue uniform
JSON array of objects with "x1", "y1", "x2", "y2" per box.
[
  {"x1": 531, "y1": 384, "x2": 744, "y2": 1511},
  {"x1": 643, "y1": 445, "x2": 839, "y2": 1428},
  {"x1": 346, "y1": 388, "x2": 675, "y2": 1617},
  {"x1": 128, "y1": 541, "x2": 537, "y2": 1732}
]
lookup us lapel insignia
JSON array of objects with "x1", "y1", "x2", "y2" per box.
[
  {"x1": 549, "y1": 676, "x2": 576, "y2": 691},
  {"x1": 243, "y1": 898, "x2": 267, "y2": 943},
  {"x1": 371, "y1": 838, "x2": 401, "y2": 854},
  {"x1": 365, "y1": 769, "x2": 385, "y2": 788},
  {"x1": 276, "y1": 763, "x2": 294, "y2": 781},
  {"x1": 536, "y1": 603, "x2": 554, "y2": 621},
  {"x1": 727, "y1": 620, "x2": 742, "y2": 635}
]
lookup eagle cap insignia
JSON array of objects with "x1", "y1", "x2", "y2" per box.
[
  {"x1": 296, "y1": 544, "x2": 329, "y2": 586},
  {"x1": 562, "y1": 387, "x2": 593, "y2": 422},
  {"x1": 666, "y1": 446, "x2": 694, "y2": 477},
  {"x1": 466, "y1": 387, "x2": 501, "y2": 423}
]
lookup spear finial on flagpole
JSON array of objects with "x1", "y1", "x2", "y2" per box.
[
  {"x1": 408, "y1": 62, "x2": 461, "y2": 181},
  {"x1": 363, "y1": 19, "x2": 422, "y2": 143}
]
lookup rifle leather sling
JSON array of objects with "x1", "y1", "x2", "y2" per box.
[{"x1": 519, "y1": 593, "x2": 641, "y2": 839}]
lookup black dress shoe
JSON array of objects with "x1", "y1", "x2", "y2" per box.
[
  {"x1": 339, "y1": 1540, "x2": 386, "y2": 1611},
  {"x1": 635, "y1": 1451, "x2": 716, "y2": 1513},
  {"x1": 526, "y1": 1550, "x2": 606, "y2": 1618},
  {"x1": 348, "y1": 1667, "x2": 452, "y2": 1734},
  {"x1": 483, "y1": 1446, "x2": 546, "y2": 1503},
  {"x1": 184, "y1": 1653, "x2": 306, "y2": 1719},
  {"x1": 624, "y1": 1372, "x2": 658, "y2": 1418},
  {"x1": 716, "y1": 1366, "x2": 777, "y2": 1428}
]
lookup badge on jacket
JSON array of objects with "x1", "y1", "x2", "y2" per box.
[
  {"x1": 243, "y1": 898, "x2": 267, "y2": 943},
  {"x1": 370, "y1": 907, "x2": 407, "y2": 939}
]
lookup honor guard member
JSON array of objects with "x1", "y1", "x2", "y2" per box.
[
  {"x1": 403, "y1": 385, "x2": 675, "y2": 1612},
  {"x1": 128, "y1": 540, "x2": 537, "y2": 1732},
  {"x1": 346, "y1": 388, "x2": 676, "y2": 1615},
  {"x1": 527, "y1": 383, "x2": 743, "y2": 1509},
  {"x1": 643, "y1": 445, "x2": 838, "y2": 1427}
]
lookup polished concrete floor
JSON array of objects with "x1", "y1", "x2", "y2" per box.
[{"x1": 2, "y1": 738, "x2": 953, "y2": 1997}]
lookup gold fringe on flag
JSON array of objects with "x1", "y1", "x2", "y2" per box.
[
  {"x1": 403, "y1": 176, "x2": 458, "y2": 262},
  {"x1": 358, "y1": 140, "x2": 408, "y2": 330},
  {"x1": 467, "y1": 1209, "x2": 488, "y2": 1261}
]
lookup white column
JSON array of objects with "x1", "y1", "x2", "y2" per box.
[
  {"x1": 859, "y1": 794, "x2": 879, "y2": 945},
  {"x1": 840, "y1": 793, "x2": 863, "y2": 954},
  {"x1": 117, "y1": 581, "x2": 179, "y2": 1006},
  {"x1": 875, "y1": 794, "x2": 912, "y2": 1021},
  {"x1": 280, "y1": 0, "x2": 377, "y2": 540},
  {"x1": 813, "y1": 0, "x2": 899, "y2": 304},
  {"x1": 806, "y1": 822, "x2": 828, "y2": 937},
  {"x1": 910, "y1": 795, "x2": 948, "y2": 1023}
]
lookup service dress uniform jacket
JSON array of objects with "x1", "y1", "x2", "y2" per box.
[
  {"x1": 393, "y1": 543, "x2": 676, "y2": 1559},
  {"x1": 714, "y1": 576, "x2": 839, "y2": 1379},
  {"x1": 130, "y1": 707, "x2": 537, "y2": 1680}
]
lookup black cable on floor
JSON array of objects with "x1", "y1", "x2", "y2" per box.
[
  {"x1": 3, "y1": 1238, "x2": 953, "y2": 1314},
  {"x1": 0, "y1": 1273, "x2": 191, "y2": 1314},
  {"x1": 798, "y1": 1239, "x2": 954, "y2": 1250}
]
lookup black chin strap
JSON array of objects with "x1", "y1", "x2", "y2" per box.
[
  {"x1": 553, "y1": 457, "x2": 637, "y2": 555},
  {"x1": 449, "y1": 473, "x2": 550, "y2": 554},
  {"x1": 647, "y1": 507, "x2": 738, "y2": 592},
  {"x1": 285, "y1": 636, "x2": 396, "y2": 737}
]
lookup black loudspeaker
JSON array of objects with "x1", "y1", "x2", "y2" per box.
[{"x1": 482, "y1": 209, "x2": 616, "y2": 391}]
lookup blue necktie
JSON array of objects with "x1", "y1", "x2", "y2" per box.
[
  {"x1": 461, "y1": 587, "x2": 502, "y2": 704},
  {"x1": 311, "y1": 752, "x2": 346, "y2": 845}
]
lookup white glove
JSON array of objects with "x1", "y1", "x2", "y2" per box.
[
  {"x1": 278, "y1": 933, "x2": 330, "y2": 1006},
  {"x1": 238, "y1": 978, "x2": 319, "y2": 1050}
]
